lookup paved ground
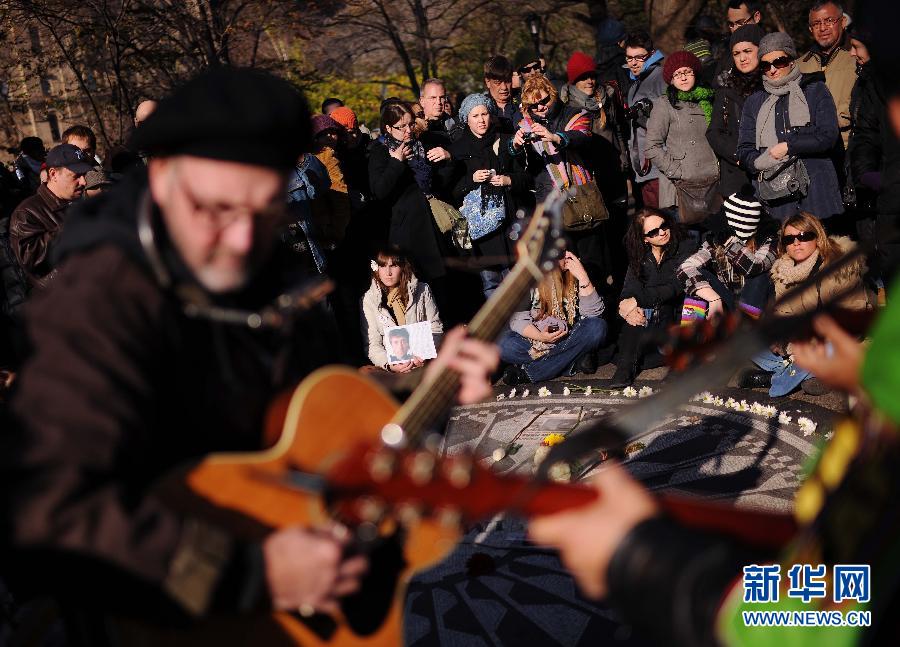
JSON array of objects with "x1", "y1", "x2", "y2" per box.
[{"x1": 403, "y1": 362, "x2": 845, "y2": 646}]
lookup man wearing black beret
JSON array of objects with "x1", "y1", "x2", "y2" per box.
[{"x1": 0, "y1": 67, "x2": 498, "y2": 642}]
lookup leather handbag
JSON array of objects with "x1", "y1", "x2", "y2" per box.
[
  {"x1": 757, "y1": 157, "x2": 809, "y2": 202},
  {"x1": 561, "y1": 180, "x2": 608, "y2": 231},
  {"x1": 674, "y1": 177, "x2": 723, "y2": 225}
]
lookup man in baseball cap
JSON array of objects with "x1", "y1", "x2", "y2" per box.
[{"x1": 7, "y1": 143, "x2": 92, "y2": 292}]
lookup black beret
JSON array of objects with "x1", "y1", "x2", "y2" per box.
[
  {"x1": 132, "y1": 67, "x2": 311, "y2": 170},
  {"x1": 729, "y1": 24, "x2": 764, "y2": 51}
]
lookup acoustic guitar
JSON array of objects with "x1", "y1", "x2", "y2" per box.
[{"x1": 163, "y1": 194, "x2": 570, "y2": 645}]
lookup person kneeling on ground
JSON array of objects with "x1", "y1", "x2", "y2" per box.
[
  {"x1": 362, "y1": 246, "x2": 443, "y2": 373},
  {"x1": 499, "y1": 250, "x2": 607, "y2": 385},
  {"x1": 676, "y1": 192, "x2": 777, "y2": 319},
  {"x1": 740, "y1": 211, "x2": 873, "y2": 396},
  {"x1": 612, "y1": 208, "x2": 697, "y2": 388}
]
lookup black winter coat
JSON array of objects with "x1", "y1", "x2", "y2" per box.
[
  {"x1": 847, "y1": 65, "x2": 900, "y2": 216},
  {"x1": 450, "y1": 128, "x2": 531, "y2": 261},
  {"x1": 620, "y1": 237, "x2": 698, "y2": 319},
  {"x1": 368, "y1": 140, "x2": 454, "y2": 281},
  {"x1": 707, "y1": 69, "x2": 763, "y2": 198},
  {"x1": 513, "y1": 102, "x2": 593, "y2": 202}
]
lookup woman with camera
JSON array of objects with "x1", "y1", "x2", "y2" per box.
[
  {"x1": 510, "y1": 73, "x2": 609, "y2": 289},
  {"x1": 612, "y1": 208, "x2": 697, "y2": 387},
  {"x1": 450, "y1": 93, "x2": 531, "y2": 299},
  {"x1": 736, "y1": 32, "x2": 843, "y2": 223},
  {"x1": 499, "y1": 251, "x2": 607, "y2": 385},
  {"x1": 643, "y1": 50, "x2": 719, "y2": 212}
]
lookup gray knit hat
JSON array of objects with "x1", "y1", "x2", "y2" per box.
[
  {"x1": 758, "y1": 32, "x2": 797, "y2": 60},
  {"x1": 459, "y1": 93, "x2": 493, "y2": 126}
]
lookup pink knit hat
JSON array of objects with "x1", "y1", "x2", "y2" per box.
[{"x1": 662, "y1": 51, "x2": 703, "y2": 85}]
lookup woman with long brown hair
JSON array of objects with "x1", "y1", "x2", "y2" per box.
[
  {"x1": 499, "y1": 250, "x2": 607, "y2": 385},
  {"x1": 361, "y1": 246, "x2": 443, "y2": 372},
  {"x1": 740, "y1": 211, "x2": 872, "y2": 395},
  {"x1": 612, "y1": 208, "x2": 697, "y2": 387}
]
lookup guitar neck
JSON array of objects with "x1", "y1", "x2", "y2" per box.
[{"x1": 392, "y1": 262, "x2": 539, "y2": 445}]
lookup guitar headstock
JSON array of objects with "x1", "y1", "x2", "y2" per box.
[
  {"x1": 321, "y1": 442, "x2": 596, "y2": 528},
  {"x1": 511, "y1": 191, "x2": 567, "y2": 274}
]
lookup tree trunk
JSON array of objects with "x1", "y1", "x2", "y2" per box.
[{"x1": 644, "y1": 0, "x2": 705, "y2": 54}]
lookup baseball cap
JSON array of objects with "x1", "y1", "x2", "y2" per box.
[{"x1": 45, "y1": 144, "x2": 94, "y2": 175}]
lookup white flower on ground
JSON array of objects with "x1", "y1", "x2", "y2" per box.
[
  {"x1": 496, "y1": 394, "x2": 505, "y2": 401},
  {"x1": 825, "y1": 431, "x2": 833, "y2": 440},
  {"x1": 538, "y1": 386, "x2": 551, "y2": 398},
  {"x1": 521, "y1": 389, "x2": 530, "y2": 398},
  {"x1": 610, "y1": 390, "x2": 619, "y2": 396},
  {"x1": 584, "y1": 386, "x2": 593, "y2": 396},
  {"x1": 623, "y1": 386, "x2": 638, "y2": 398},
  {"x1": 548, "y1": 462, "x2": 572, "y2": 482},
  {"x1": 778, "y1": 411, "x2": 792, "y2": 425},
  {"x1": 798, "y1": 417, "x2": 817, "y2": 436},
  {"x1": 638, "y1": 386, "x2": 654, "y2": 398},
  {"x1": 508, "y1": 388, "x2": 516, "y2": 398},
  {"x1": 562, "y1": 386, "x2": 571, "y2": 396}
]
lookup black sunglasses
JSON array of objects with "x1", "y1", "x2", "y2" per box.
[
  {"x1": 643, "y1": 222, "x2": 671, "y2": 238},
  {"x1": 519, "y1": 62, "x2": 542, "y2": 75},
  {"x1": 781, "y1": 231, "x2": 817, "y2": 245},
  {"x1": 759, "y1": 56, "x2": 793, "y2": 73},
  {"x1": 528, "y1": 95, "x2": 553, "y2": 110}
]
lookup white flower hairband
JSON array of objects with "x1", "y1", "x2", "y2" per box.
[{"x1": 370, "y1": 260, "x2": 378, "y2": 271}]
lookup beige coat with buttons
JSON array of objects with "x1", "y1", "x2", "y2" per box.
[
  {"x1": 644, "y1": 96, "x2": 720, "y2": 209},
  {"x1": 797, "y1": 47, "x2": 857, "y2": 148}
]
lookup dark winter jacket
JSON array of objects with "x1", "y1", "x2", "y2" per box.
[
  {"x1": 450, "y1": 128, "x2": 530, "y2": 259},
  {"x1": 847, "y1": 64, "x2": 900, "y2": 216},
  {"x1": 510, "y1": 101, "x2": 593, "y2": 202},
  {"x1": 8, "y1": 184, "x2": 72, "y2": 291},
  {"x1": 368, "y1": 139, "x2": 454, "y2": 280},
  {"x1": 620, "y1": 237, "x2": 698, "y2": 317},
  {"x1": 707, "y1": 68, "x2": 763, "y2": 197},
  {"x1": 0, "y1": 169, "x2": 343, "y2": 632},
  {"x1": 737, "y1": 72, "x2": 843, "y2": 220}
]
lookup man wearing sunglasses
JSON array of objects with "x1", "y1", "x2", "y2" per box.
[
  {"x1": 623, "y1": 30, "x2": 667, "y2": 208},
  {"x1": 798, "y1": 0, "x2": 856, "y2": 148}
]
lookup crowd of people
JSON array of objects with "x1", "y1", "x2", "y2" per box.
[
  {"x1": 4, "y1": 1, "x2": 890, "y2": 399},
  {"x1": 0, "y1": 0, "x2": 898, "y2": 644}
]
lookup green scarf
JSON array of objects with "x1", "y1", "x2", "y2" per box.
[{"x1": 676, "y1": 86, "x2": 714, "y2": 126}]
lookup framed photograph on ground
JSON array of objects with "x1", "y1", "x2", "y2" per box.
[{"x1": 384, "y1": 321, "x2": 437, "y2": 365}]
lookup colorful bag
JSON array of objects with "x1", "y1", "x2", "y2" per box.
[{"x1": 460, "y1": 186, "x2": 506, "y2": 240}]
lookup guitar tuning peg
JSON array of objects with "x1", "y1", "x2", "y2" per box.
[
  {"x1": 436, "y1": 507, "x2": 462, "y2": 529},
  {"x1": 396, "y1": 503, "x2": 422, "y2": 526},
  {"x1": 368, "y1": 449, "x2": 396, "y2": 483},
  {"x1": 423, "y1": 432, "x2": 442, "y2": 452},
  {"x1": 409, "y1": 451, "x2": 436, "y2": 485},
  {"x1": 445, "y1": 456, "x2": 473, "y2": 488},
  {"x1": 541, "y1": 260, "x2": 555, "y2": 272},
  {"x1": 355, "y1": 496, "x2": 386, "y2": 523},
  {"x1": 516, "y1": 209, "x2": 525, "y2": 220},
  {"x1": 555, "y1": 238, "x2": 566, "y2": 248}
]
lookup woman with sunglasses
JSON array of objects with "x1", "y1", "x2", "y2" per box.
[
  {"x1": 510, "y1": 74, "x2": 609, "y2": 287},
  {"x1": 369, "y1": 102, "x2": 456, "y2": 295},
  {"x1": 736, "y1": 32, "x2": 843, "y2": 223},
  {"x1": 740, "y1": 211, "x2": 872, "y2": 395},
  {"x1": 707, "y1": 24, "x2": 765, "y2": 199},
  {"x1": 643, "y1": 50, "x2": 719, "y2": 212},
  {"x1": 612, "y1": 208, "x2": 697, "y2": 387}
]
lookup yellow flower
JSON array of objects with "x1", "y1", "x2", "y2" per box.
[{"x1": 541, "y1": 433, "x2": 566, "y2": 447}]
